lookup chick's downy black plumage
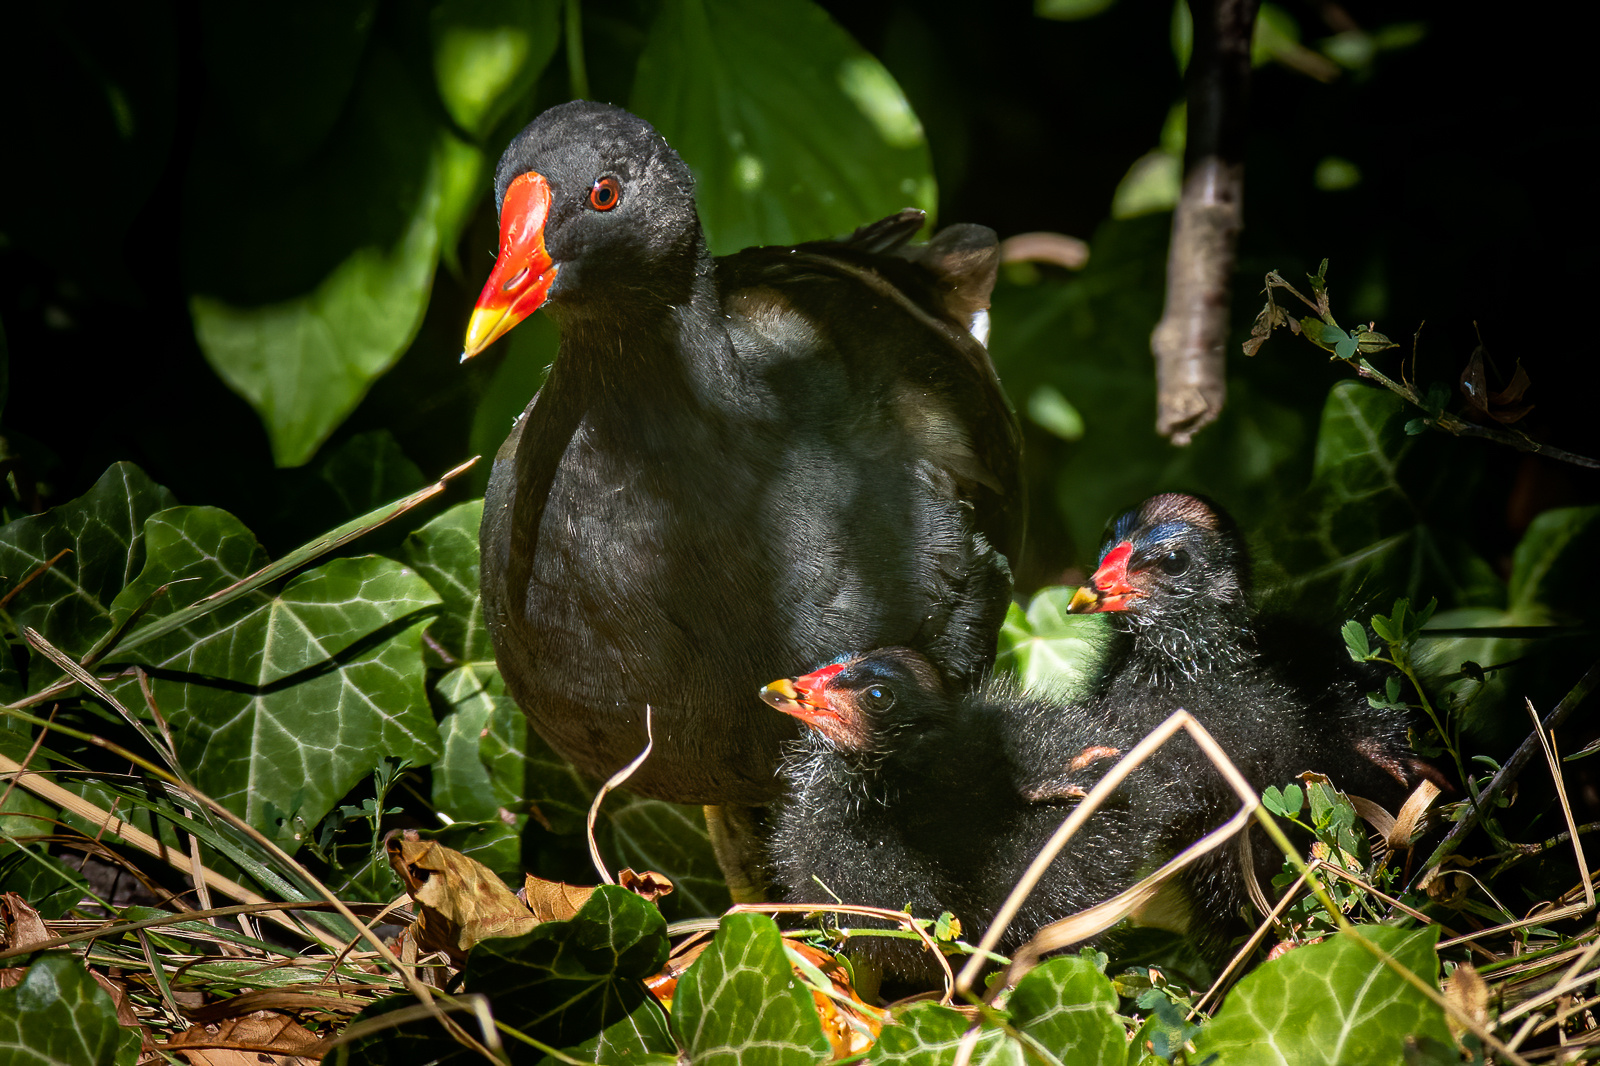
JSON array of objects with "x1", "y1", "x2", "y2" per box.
[
  {"x1": 763, "y1": 648, "x2": 1156, "y2": 985},
  {"x1": 467, "y1": 102, "x2": 1021, "y2": 804},
  {"x1": 1049, "y1": 492, "x2": 1431, "y2": 934},
  {"x1": 1061, "y1": 493, "x2": 1419, "y2": 803}
]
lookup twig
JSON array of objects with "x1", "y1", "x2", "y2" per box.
[
  {"x1": 1427, "y1": 660, "x2": 1600, "y2": 870},
  {"x1": 1150, "y1": 0, "x2": 1259, "y2": 444}
]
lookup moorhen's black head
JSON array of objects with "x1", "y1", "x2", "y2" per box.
[
  {"x1": 1067, "y1": 493, "x2": 1254, "y2": 681},
  {"x1": 761, "y1": 648, "x2": 957, "y2": 770},
  {"x1": 464, "y1": 100, "x2": 705, "y2": 354}
]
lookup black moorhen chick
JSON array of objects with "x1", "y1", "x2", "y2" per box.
[
  {"x1": 464, "y1": 102, "x2": 1021, "y2": 805},
  {"x1": 762, "y1": 647, "x2": 1156, "y2": 987},
  {"x1": 1056, "y1": 492, "x2": 1428, "y2": 930}
]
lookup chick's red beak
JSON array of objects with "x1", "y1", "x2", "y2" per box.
[
  {"x1": 760, "y1": 663, "x2": 864, "y2": 748},
  {"x1": 1067, "y1": 541, "x2": 1142, "y2": 613},
  {"x1": 463, "y1": 171, "x2": 558, "y2": 358}
]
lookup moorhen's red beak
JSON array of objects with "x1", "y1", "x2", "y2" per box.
[
  {"x1": 1067, "y1": 541, "x2": 1142, "y2": 613},
  {"x1": 463, "y1": 171, "x2": 559, "y2": 358},
  {"x1": 760, "y1": 663, "x2": 863, "y2": 747}
]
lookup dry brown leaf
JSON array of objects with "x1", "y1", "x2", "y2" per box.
[
  {"x1": 385, "y1": 832, "x2": 535, "y2": 963},
  {"x1": 1460, "y1": 347, "x2": 1535, "y2": 424},
  {"x1": 1443, "y1": 961, "x2": 1489, "y2": 1042},
  {"x1": 0, "y1": 892, "x2": 49, "y2": 951},
  {"x1": 161, "y1": 1010, "x2": 322, "y2": 1065},
  {"x1": 520, "y1": 874, "x2": 595, "y2": 922},
  {"x1": 617, "y1": 868, "x2": 674, "y2": 903}
]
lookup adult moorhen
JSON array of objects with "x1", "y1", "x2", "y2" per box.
[
  {"x1": 1059, "y1": 492, "x2": 1430, "y2": 933},
  {"x1": 464, "y1": 101, "x2": 1021, "y2": 805},
  {"x1": 762, "y1": 647, "x2": 1156, "y2": 987}
]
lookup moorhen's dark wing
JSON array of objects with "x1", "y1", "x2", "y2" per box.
[{"x1": 469, "y1": 101, "x2": 1020, "y2": 806}]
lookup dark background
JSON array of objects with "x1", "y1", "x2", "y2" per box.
[{"x1": 2, "y1": 0, "x2": 1595, "y2": 569}]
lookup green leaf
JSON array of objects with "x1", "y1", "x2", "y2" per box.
[
  {"x1": 122, "y1": 555, "x2": 439, "y2": 686},
  {"x1": 466, "y1": 886, "x2": 674, "y2": 1060},
  {"x1": 867, "y1": 1002, "x2": 1012, "y2": 1063},
  {"x1": 0, "y1": 462, "x2": 177, "y2": 662},
  {"x1": 600, "y1": 796, "x2": 732, "y2": 922},
  {"x1": 108, "y1": 551, "x2": 443, "y2": 843},
  {"x1": 1507, "y1": 505, "x2": 1600, "y2": 619},
  {"x1": 107, "y1": 505, "x2": 270, "y2": 631},
  {"x1": 1340, "y1": 620, "x2": 1370, "y2": 661},
  {"x1": 1299, "y1": 317, "x2": 1350, "y2": 356},
  {"x1": 673, "y1": 912, "x2": 830, "y2": 1065},
  {"x1": 347, "y1": 886, "x2": 674, "y2": 1063},
  {"x1": 1273, "y1": 381, "x2": 1500, "y2": 613},
  {"x1": 1036, "y1": 0, "x2": 1120, "y2": 20},
  {"x1": 0, "y1": 953, "x2": 127, "y2": 1066},
  {"x1": 430, "y1": 0, "x2": 559, "y2": 140},
  {"x1": 996, "y1": 588, "x2": 1106, "y2": 693},
  {"x1": 1190, "y1": 925, "x2": 1451, "y2": 1064},
  {"x1": 152, "y1": 616, "x2": 439, "y2": 844},
  {"x1": 187, "y1": 37, "x2": 487, "y2": 467},
  {"x1": 1008, "y1": 955, "x2": 1126, "y2": 1062},
  {"x1": 401, "y1": 499, "x2": 489, "y2": 663},
  {"x1": 313, "y1": 430, "x2": 428, "y2": 528},
  {"x1": 432, "y1": 663, "x2": 534, "y2": 824},
  {"x1": 631, "y1": 0, "x2": 935, "y2": 255},
  {"x1": 0, "y1": 845, "x2": 92, "y2": 920}
]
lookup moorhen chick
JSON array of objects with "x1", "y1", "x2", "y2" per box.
[
  {"x1": 464, "y1": 101, "x2": 1021, "y2": 805},
  {"x1": 762, "y1": 647, "x2": 1157, "y2": 987},
  {"x1": 1058, "y1": 492, "x2": 1428, "y2": 931}
]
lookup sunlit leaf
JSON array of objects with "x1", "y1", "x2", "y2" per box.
[
  {"x1": 0, "y1": 953, "x2": 127, "y2": 1066},
  {"x1": 431, "y1": 0, "x2": 559, "y2": 140},
  {"x1": 996, "y1": 588, "x2": 1106, "y2": 693},
  {"x1": 1190, "y1": 925, "x2": 1450, "y2": 1064},
  {"x1": 672, "y1": 912, "x2": 830, "y2": 1064},
  {"x1": 1008, "y1": 955, "x2": 1126, "y2": 1062},
  {"x1": 867, "y1": 1002, "x2": 1011, "y2": 1063},
  {"x1": 632, "y1": 0, "x2": 935, "y2": 254}
]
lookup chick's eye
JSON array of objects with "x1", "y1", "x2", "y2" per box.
[
  {"x1": 589, "y1": 176, "x2": 621, "y2": 211},
  {"x1": 1157, "y1": 549, "x2": 1190, "y2": 576},
  {"x1": 860, "y1": 685, "x2": 896, "y2": 711}
]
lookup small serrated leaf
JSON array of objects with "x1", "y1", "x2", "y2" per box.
[{"x1": 1341, "y1": 620, "x2": 1371, "y2": 661}]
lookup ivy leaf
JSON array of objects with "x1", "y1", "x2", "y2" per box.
[
  {"x1": 1008, "y1": 955, "x2": 1126, "y2": 1062},
  {"x1": 465, "y1": 886, "x2": 674, "y2": 1061},
  {"x1": 0, "y1": 462, "x2": 177, "y2": 662},
  {"x1": 401, "y1": 499, "x2": 491, "y2": 663},
  {"x1": 866, "y1": 1002, "x2": 1010, "y2": 1063},
  {"x1": 672, "y1": 912, "x2": 830, "y2": 1065},
  {"x1": 632, "y1": 0, "x2": 935, "y2": 255},
  {"x1": 105, "y1": 540, "x2": 443, "y2": 842},
  {"x1": 1189, "y1": 925, "x2": 1451, "y2": 1064},
  {"x1": 601, "y1": 796, "x2": 732, "y2": 923},
  {"x1": 996, "y1": 588, "x2": 1106, "y2": 693},
  {"x1": 346, "y1": 886, "x2": 674, "y2": 1064},
  {"x1": 0, "y1": 953, "x2": 130, "y2": 1066}
]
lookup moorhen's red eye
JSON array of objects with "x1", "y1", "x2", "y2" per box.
[
  {"x1": 589, "y1": 176, "x2": 621, "y2": 211},
  {"x1": 1157, "y1": 549, "x2": 1190, "y2": 576},
  {"x1": 861, "y1": 685, "x2": 896, "y2": 711}
]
